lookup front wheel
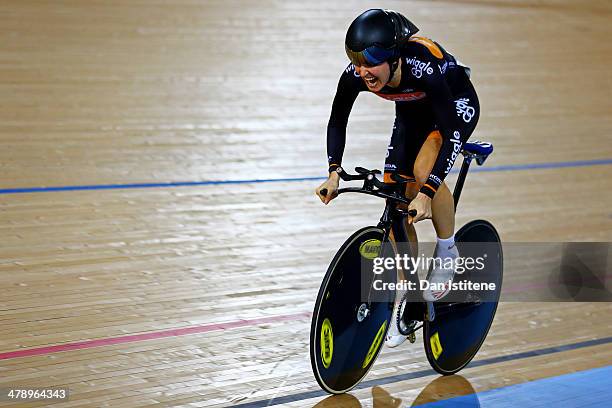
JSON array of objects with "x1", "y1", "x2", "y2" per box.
[{"x1": 310, "y1": 227, "x2": 396, "y2": 394}]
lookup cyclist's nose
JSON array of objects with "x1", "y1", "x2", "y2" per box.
[{"x1": 355, "y1": 65, "x2": 368, "y2": 77}]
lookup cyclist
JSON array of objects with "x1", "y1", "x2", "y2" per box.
[{"x1": 315, "y1": 9, "x2": 480, "y2": 346}]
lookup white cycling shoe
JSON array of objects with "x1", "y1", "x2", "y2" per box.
[
  {"x1": 385, "y1": 313, "x2": 408, "y2": 348},
  {"x1": 385, "y1": 292, "x2": 408, "y2": 348},
  {"x1": 423, "y1": 244, "x2": 459, "y2": 302}
]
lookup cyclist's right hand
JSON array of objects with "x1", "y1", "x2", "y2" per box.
[{"x1": 315, "y1": 173, "x2": 340, "y2": 205}]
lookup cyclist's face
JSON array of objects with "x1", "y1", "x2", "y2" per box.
[{"x1": 355, "y1": 62, "x2": 389, "y2": 92}]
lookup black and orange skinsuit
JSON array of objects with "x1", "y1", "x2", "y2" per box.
[{"x1": 327, "y1": 37, "x2": 480, "y2": 198}]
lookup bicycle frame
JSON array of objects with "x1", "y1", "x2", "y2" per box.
[{"x1": 331, "y1": 149, "x2": 485, "y2": 319}]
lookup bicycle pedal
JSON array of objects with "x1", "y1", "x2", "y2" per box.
[
  {"x1": 398, "y1": 319, "x2": 417, "y2": 336},
  {"x1": 408, "y1": 332, "x2": 416, "y2": 343}
]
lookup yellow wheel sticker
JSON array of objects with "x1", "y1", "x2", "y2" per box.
[
  {"x1": 359, "y1": 239, "x2": 382, "y2": 260},
  {"x1": 362, "y1": 320, "x2": 387, "y2": 368},
  {"x1": 320, "y1": 318, "x2": 334, "y2": 369},
  {"x1": 430, "y1": 332, "x2": 443, "y2": 360}
]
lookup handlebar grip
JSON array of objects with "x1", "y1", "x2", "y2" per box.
[
  {"x1": 320, "y1": 188, "x2": 328, "y2": 197},
  {"x1": 408, "y1": 209, "x2": 417, "y2": 217}
]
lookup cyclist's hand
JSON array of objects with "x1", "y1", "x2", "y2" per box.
[
  {"x1": 407, "y1": 192, "x2": 432, "y2": 224},
  {"x1": 315, "y1": 173, "x2": 340, "y2": 205}
]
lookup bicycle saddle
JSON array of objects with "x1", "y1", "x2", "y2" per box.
[{"x1": 463, "y1": 141, "x2": 493, "y2": 165}]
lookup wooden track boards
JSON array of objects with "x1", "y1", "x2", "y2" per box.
[{"x1": 0, "y1": 0, "x2": 610, "y2": 406}]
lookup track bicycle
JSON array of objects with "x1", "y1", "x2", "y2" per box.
[{"x1": 310, "y1": 141, "x2": 503, "y2": 394}]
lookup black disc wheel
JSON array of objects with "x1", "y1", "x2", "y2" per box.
[
  {"x1": 423, "y1": 220, "x2": 503, "y2": 375},
  {"x1": 310, "y1": 227, "x2": 396, "y2": 394}
]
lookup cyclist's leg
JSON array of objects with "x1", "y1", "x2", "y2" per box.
[
  {"x1": 384, "y1": 116, "x2": 421, "y2": 256},
  {"x1": 417, "y1": 84, "x2": 480, "y2": 300}
]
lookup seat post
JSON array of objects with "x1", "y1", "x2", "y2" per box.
[{"x1": 452, "y1": 154, "x2": 473, "y2": 212}]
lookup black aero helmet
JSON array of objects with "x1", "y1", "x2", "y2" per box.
[{"x1": 345, "y1": 9, "x2": 419, "y2": 68}]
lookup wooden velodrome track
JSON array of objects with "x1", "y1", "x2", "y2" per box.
[{"x1": 0, "y1": 0, "x2": 611, "y2": 407}]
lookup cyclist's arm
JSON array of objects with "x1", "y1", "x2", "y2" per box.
[
  {"x1": 327, "y1": 65, "x2": 363, "y2": 172},
  {"x1": 418, "y1": 68, "x2": 463, "y2": 198}
]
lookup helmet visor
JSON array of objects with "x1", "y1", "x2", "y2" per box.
[{"x1": 345, "y1": 45, "x2": 395, "y2": 67}]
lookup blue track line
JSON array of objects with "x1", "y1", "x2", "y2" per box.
[
  {"x1": 0, "y1": 158, "x2": 610, "y2": 195},
  {"x1": 414, "y1": 365, "x2": 612, "y2": 408}
]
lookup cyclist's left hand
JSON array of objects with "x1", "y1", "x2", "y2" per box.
[{"x1": 407, "y1": 192, "x2": 432, "y2": 224}]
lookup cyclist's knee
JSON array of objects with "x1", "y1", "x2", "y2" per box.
[
  {"x1": 405, "y1": 182, "x2": 419, "y2": 200},
  {"x1": 385, "y1": 172, "x2": 419, "y2": 201},
  {"x1": 413, "y1": 166, "x2": 429, "y2": 187}
]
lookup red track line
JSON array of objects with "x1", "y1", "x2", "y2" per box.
[
  {"x1": 0, "y1": 311, "x2": 312, "y2": 361},
  {"x1": 7, "y1": 273, "x2": 602, "y2": 362}
]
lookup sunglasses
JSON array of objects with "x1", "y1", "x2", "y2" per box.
[{"x1": 345, "y1": 45, "x2": 396, "y2": 67}]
